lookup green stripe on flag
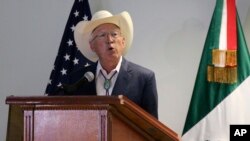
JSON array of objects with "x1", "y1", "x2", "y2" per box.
[{"x1": 237, "y1": 13, "x2": 250, "y2": 80}]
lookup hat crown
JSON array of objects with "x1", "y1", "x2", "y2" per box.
[{"x1": 92, "y1": 10, "x2": 113, "y2": 21}]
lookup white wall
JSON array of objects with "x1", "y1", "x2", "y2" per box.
[{"x1": 1, "y1": 0, "x2": 250, "y2": 139}]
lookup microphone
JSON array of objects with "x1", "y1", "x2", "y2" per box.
[{"x1": 62, "y1": 71, "x2": 94, "y2": 93}]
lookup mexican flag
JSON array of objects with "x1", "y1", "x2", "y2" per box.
[{"x1": 182, "y1": 0, "x2": 250, "y2": 140}]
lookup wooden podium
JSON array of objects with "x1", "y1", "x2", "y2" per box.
[{"x1": 6, "y1": 95, "x2": 179, "y2": 141}]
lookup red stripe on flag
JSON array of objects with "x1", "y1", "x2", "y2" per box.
[{"x1": 227, "y1": 0, "x2": 237, "y2": 50}]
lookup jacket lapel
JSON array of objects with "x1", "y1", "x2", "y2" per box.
[{"x1": 112, "y1": 58, "x2": 131, "y2": 96}]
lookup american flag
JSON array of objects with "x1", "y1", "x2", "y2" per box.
[{"x1": 45, "y1": 0, "x2": 93, "y2": 95}]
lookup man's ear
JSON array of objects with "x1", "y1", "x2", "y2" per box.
[
  {"x1": 122, "y1": 37, "x2": 125, "y2": 47},
  {"x1": 89, "y1": 42, "x2": 96, "y2": 52}
]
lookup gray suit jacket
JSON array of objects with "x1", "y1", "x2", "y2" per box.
[{"x1": 58, "y1": 58, "x2": 158, "y2": 118}]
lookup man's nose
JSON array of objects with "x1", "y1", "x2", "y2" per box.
[{"x1": 106, "y1": 34, "x2": 114, "y2": 43}]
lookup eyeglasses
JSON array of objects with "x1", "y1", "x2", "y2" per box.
[{"x1": 90, "y1": 31, "x2": 122, "y2": 42}]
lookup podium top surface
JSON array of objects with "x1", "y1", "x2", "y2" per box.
[{"x1": 6, "y1": 95, "x2": 123, "y2": 105}]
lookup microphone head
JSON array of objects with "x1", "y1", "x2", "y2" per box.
[{"x1": 84, "y1": 71, "x2": 95, "y2": 82}]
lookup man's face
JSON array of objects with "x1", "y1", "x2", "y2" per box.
[{"x1": 89, "y1": 23, "x2": 125, "y2": 62}]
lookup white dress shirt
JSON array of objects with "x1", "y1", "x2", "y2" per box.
[{"x1": 95, "y1": 57, "x2": 122, "y2": 96}]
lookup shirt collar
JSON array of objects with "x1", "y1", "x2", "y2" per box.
[{"x1": 96, "y1": 57, "x2": 123, "y2": 76}]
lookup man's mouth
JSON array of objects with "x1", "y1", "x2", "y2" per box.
[{"x1": 108, "y1": 46, "x2": 114, "y2": 50}]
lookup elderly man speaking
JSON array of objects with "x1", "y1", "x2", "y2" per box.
[{"x1": 52, "y1": 10, "x2": 158, "y2": 118}]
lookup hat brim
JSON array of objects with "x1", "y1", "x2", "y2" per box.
[{"x1": 74, "y1": 11, "x2": 133, "y2": 62}]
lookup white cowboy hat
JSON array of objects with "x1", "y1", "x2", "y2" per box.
[{"x1": 74, "y1": 10, "x2": 133, "y2": 62}]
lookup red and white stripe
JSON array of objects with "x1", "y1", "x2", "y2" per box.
[{"x1": 219, "y1": 0, "x2": 237, "y2": 51}]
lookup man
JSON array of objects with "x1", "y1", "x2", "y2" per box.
[{"x1": 57, "y1": 10, "x2": 158, "y2": 118}]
